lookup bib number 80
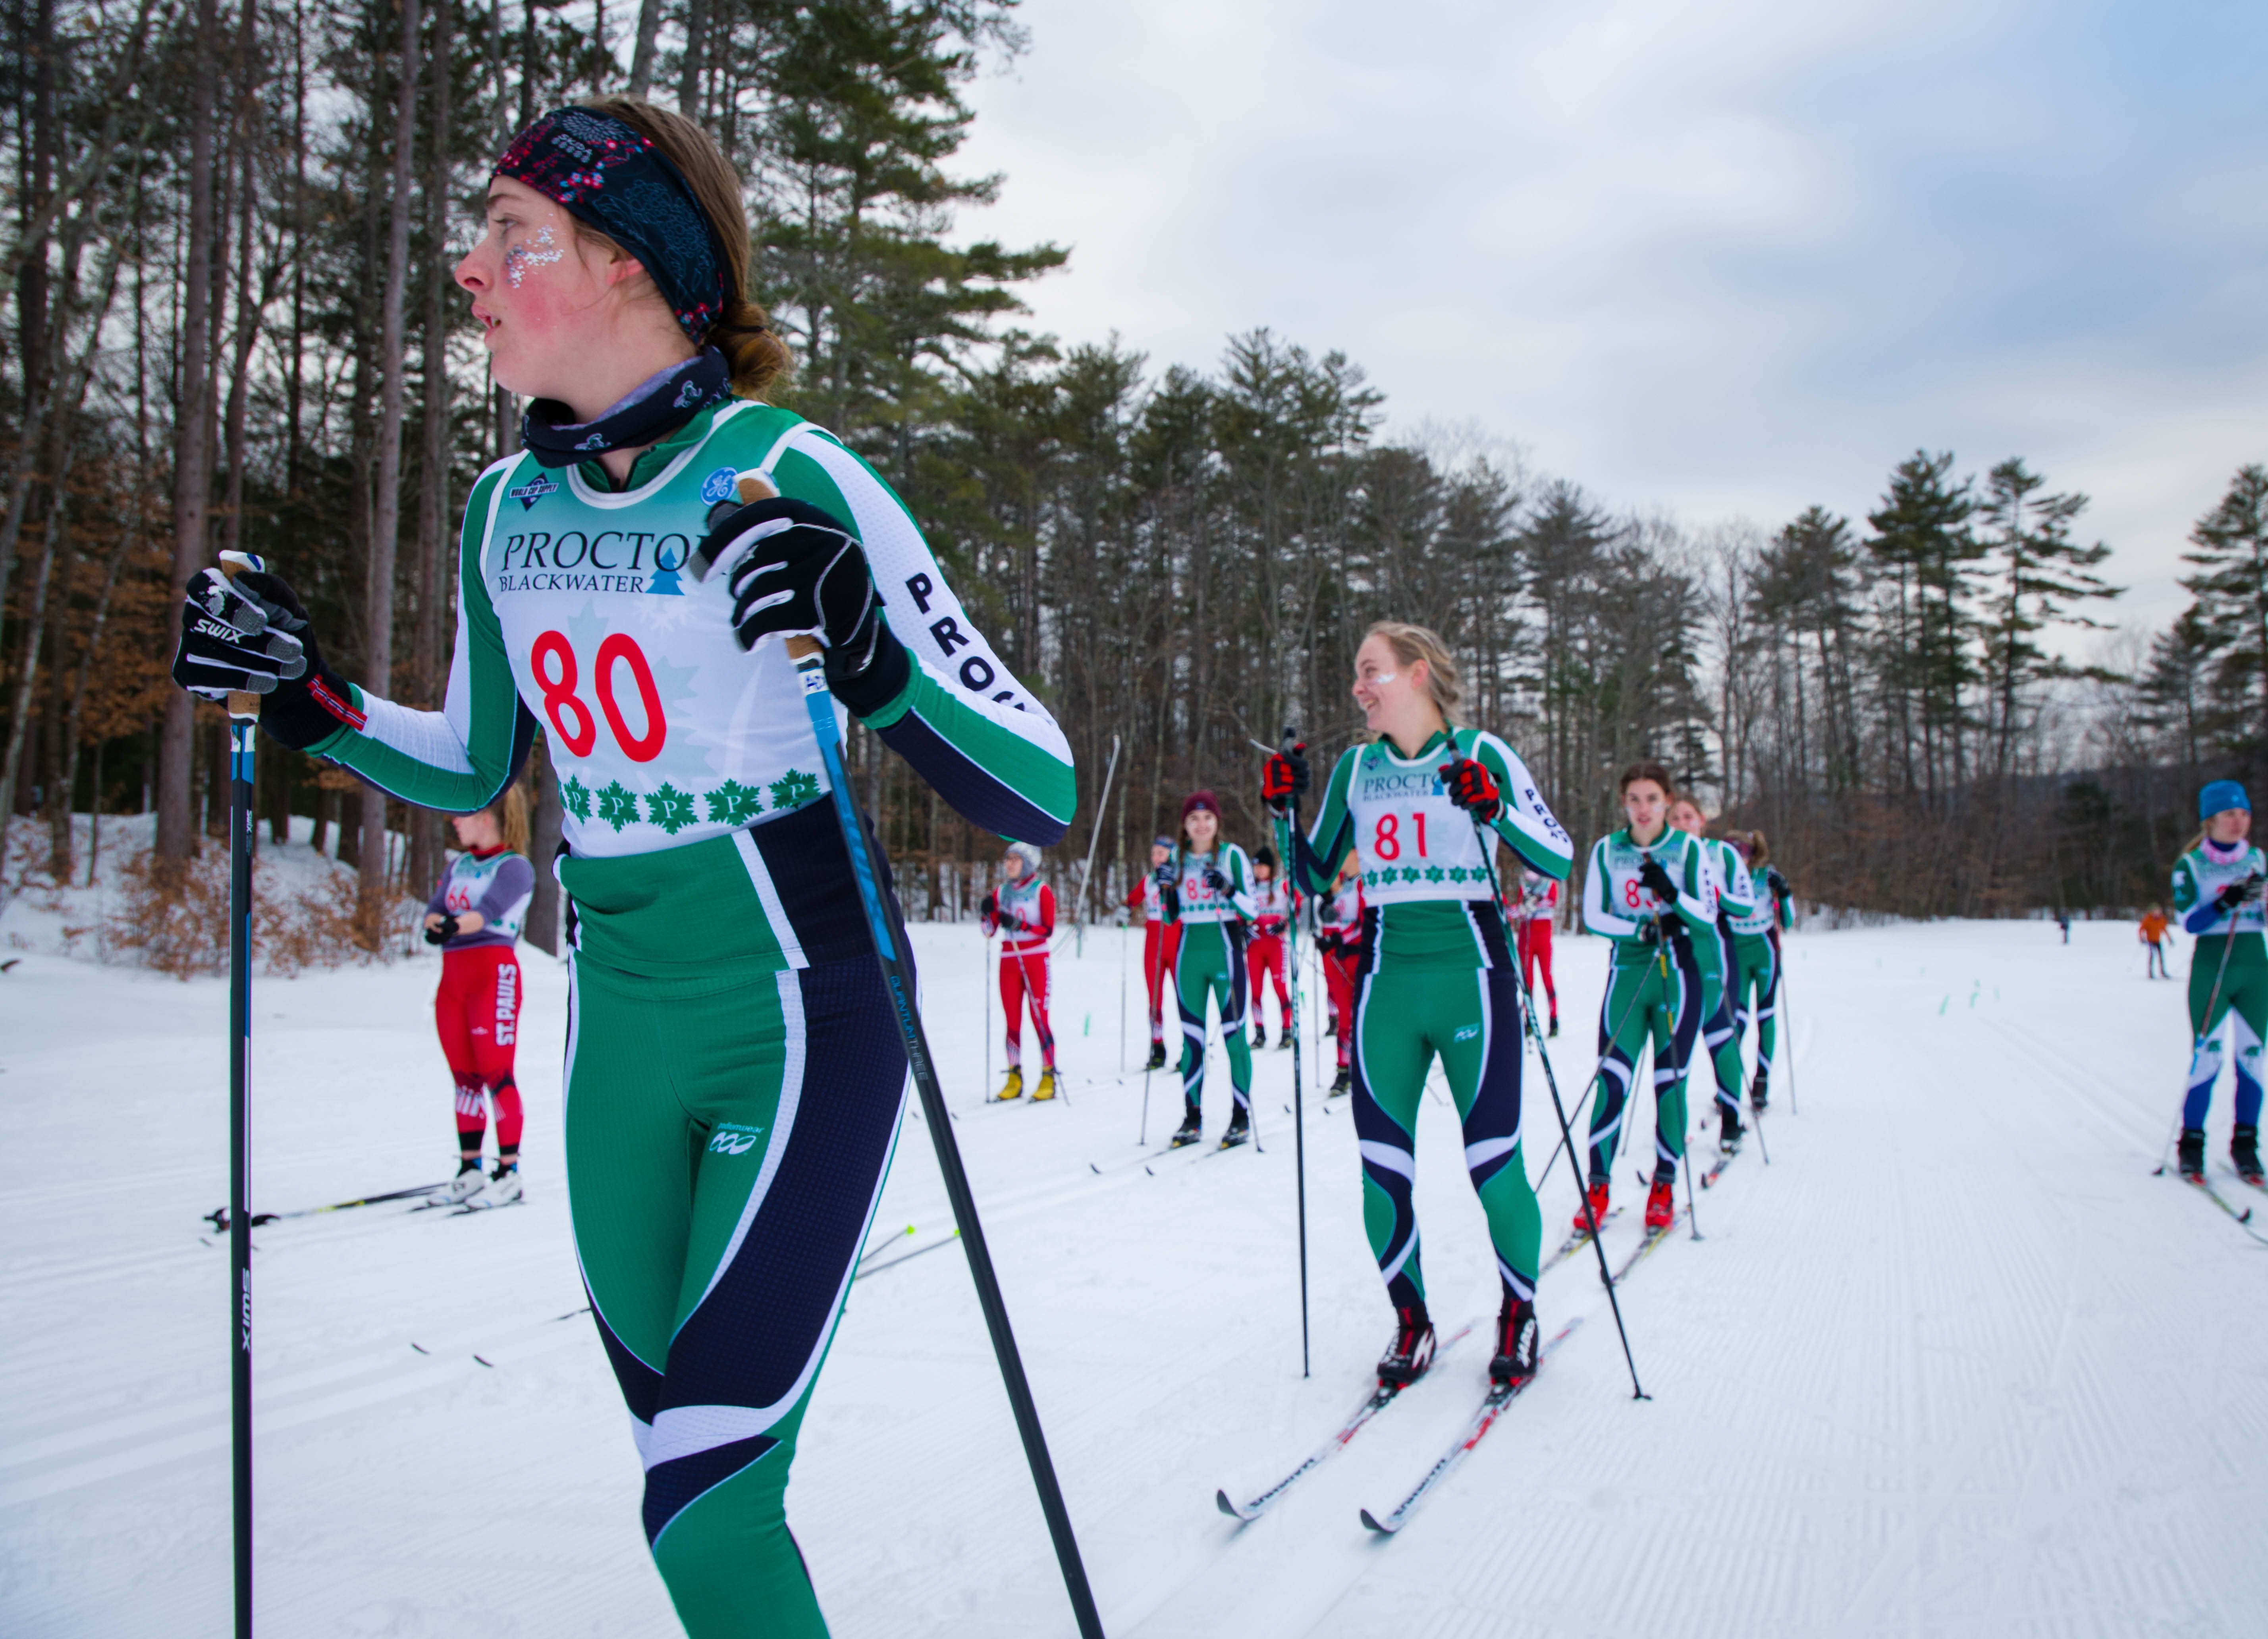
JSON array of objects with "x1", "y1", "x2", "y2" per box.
[{"x1": 530, "y1": 630, "x2": 666, "y2": 762}]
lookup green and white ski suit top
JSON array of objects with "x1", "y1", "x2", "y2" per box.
[
  {"x1": 302, "y1": 399, "x2": 1073, "y2": 1639},
  {"x1": 1685, "y1": 835, "x2": 1754, "y2": 1118},
  {"x1": 1168, "y1": 843, "x2": 1258, "y2": 1115},
  {"x1": 1580, "y1": 827, "x2": 1716, "y2": 1185},
  {"x1": 1290, "y1": 728, "x2": 1572, "y2": 1313},
  {"x1": 2173, "y1": 837, "x2": 2268, "y2": 1134}
]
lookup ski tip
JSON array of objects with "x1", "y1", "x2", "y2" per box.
[
  {"x1": 1089, "y1": 1163, "x2": 1102, "y2": 1174},
  {"x1": 1359, "y1": 1507, "x2": 1397, "y2": 1536},
  {"x1": 1215, "y1": 1489, "x2": 1243, "y2": 1519},
  {"x1": 472, "y1": 1354, "x2": 494, "y2": 1369}
]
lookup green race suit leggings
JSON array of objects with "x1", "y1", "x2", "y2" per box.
[
  {"x1": 1585, "y1": 938, "x2": 1701, "y2": 1186},
  {"x1": 2185, "y1": 933, "x2": 2268, "y2": 1130},
  {"x1": 1728, "y1": 930, "x2": 1780, "y2": 1081},
  {"x1": 1176, "y1": 920, "x2": 1253, "y2": 1117},
  {"x1": 1691, "y1": 933, "x2": 1749, "y2": 1118},
  {"x1": 1352, "y1": 958, "x2": 1543, "y2": 1309},
  {"x1": 561, "y1": 810, "x2": 910, "y2": 1638}
]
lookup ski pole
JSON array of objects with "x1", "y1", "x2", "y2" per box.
[
  {"x1": 1073, "y1": 735, "x2": 1120, "y2": 928},
  {"x1": 982, "y1": 922, "x2": 993, "y2": 1102},
  {"x1": 780, "y1": 631, "x2": 1104, "y2": 1638},
  {"x1": 1468, "y1": 814, "x2": 1647, "y2": 1400},
  {"x1": 218, "y1": 550, "x2": 261, "y2": 1639},
  {"x1": 1651, "y1": 943, "x2": 1705, "y2": 1233},
  {"x1": 1772, "y1": 930, "x2": 1797, "y2": 1116},
  {"x1": 1272, "y1": 725, "x2": 1310, "y2": 1380},
  {"x1": 1007, "y1": 937, "x2": 1062, "y2": 1101}
]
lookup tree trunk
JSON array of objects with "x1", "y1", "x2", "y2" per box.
[
  {"x1": 359, "y1": 0, "x2": 422, "y2": 928},
  {"x1": 525, "y1": 732, "x2": 563, "y2": 955},
  {"x1": 627, "y1": 0, "x2": 662, "y2": 97},
  {"x1": 156, "y1": 0, "x2": 223, "y2": 866},
  {"x1": 407, "y1": 0, "x2": 455, "y2": 899}
]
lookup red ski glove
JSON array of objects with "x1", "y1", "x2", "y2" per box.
[
  {"x1": 1437, "y1": 757, "x2": 1501, "y2": 821},
  {"x1": 1262, "y1": 743, "x2": 1310, "y2": 812}
]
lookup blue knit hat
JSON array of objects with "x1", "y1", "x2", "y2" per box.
[{"x1": 2199, "y1": 779, "x2": 2250, "y2": 820}]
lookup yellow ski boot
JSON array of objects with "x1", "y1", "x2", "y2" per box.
[
  {"x1": 1032, "y1": 1067, "x2": 1059, "y2": 1102},
  {"x1": 995, "y1": 1068, "x2": 1024, "y2": 1101}
]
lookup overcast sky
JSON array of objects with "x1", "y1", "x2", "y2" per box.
[{"x1": 953, "y1": 0, "x2": 2268, "y2": 639}]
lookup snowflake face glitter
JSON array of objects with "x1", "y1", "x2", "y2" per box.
[{"x1": 505, "y1": 224, "x2": 565, "y2": 288}]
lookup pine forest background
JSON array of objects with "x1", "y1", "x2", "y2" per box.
[{"x1": 6, "y1": 0, "x2": 2266, "y2": 957}]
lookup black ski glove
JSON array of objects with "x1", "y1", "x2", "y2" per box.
[
  {"x1": 1638, "y1": 856, "x2": 1680, "y2": 903},
  {"x1": 172, "y1": 563, "x2": 363, "y2": 751},
  {"x1": 2216, "y1": 876, "x2": 2262, "y2": 910},
  {"x1": 423, "y1": 914, "x2": 461, "y2": 947},
  {"x1": 1262, "y1": 744, "x2": 1310, "y2": 813},
  {"x1": 1153, "y1": 863, "x2": 1175, "y2": 890},
  {"x1": 1204, "y1": 866, "x2": 1230, "y2": 894},
  {"x1": 1437, "y1": 756, "x2": 1502, "y2": 821},
  {"x1": 981, "y1": 892, "x2": 999, "y2": 921},
  {"x1": 1765, "y1": 867, "x2": 1789, "y2": 898},
  {"x1": 691, "y1": 496, "x2": 910, "y2": 715}
]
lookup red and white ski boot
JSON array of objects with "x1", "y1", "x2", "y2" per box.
[
  {"x1": 1644, "y1": 1175, "x2": 1676, "y2": 1231},
  {"x1": 1378, "y1": 1303, "x2": 1437, "y2": 1386}
]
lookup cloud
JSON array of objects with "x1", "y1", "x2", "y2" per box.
[{"x1": 957, "y1": 0, "x2": 2268, "y2": 629}]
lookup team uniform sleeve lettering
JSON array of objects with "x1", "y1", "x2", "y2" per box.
[
  {"x1": 1474, "y1": 734, "x2": 1572, "y2": 881},
  {"x1": 1295, "y1": 749, "x2": 1360, "y2": 893},
  {"x1": 770, "y1": 436, "x2": 1074, "y2": 845},
  {"x1": 1670, "y1": 841, "x2": 1715, "y2": 935},
  {"x1": 1226, "y1": 848, "x2": 1257, "y2": 921},
  {"x1": 303, "y1": 461, "x2": 535, "y2": 812},
  {"x1": 1583, "y1": 839, "x2": 1641, "y2": 939},
  {"x1": 1716, "y1": 847, "x2": 1757, "y2": 920}
]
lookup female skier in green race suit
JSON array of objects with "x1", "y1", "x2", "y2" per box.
[
  {"x1": 1265, "y1": 622, "x2": 1572, "y2": 1389},
  {"x1": 1162, "y1": 789, "x2": 1260, "y2": 1149},
  {"x1": 1722, "y1": 831, "x2": 1794, "y2": 1111},
  {"x1": 2172, "y1": 779, "x2": 2268, "y2": 1186},
  {"x1": 170, "y1": 100, "x2": 1073, "y2": 1638},
  {"x1": 1578, "y1": 763, "x2": 1716, "y2": 1235}
]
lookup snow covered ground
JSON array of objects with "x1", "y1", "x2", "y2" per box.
[{"x1": 3, "y1": 864, "x2": 2263, "y2": 1637}]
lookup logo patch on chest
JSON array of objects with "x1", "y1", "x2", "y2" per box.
[{"x1": 507, "y1": 473, "x2": 559, "y2": 511}]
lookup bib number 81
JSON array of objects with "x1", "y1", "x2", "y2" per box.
[{"x1": 530, "y1": 630, "x2": 666, "y2": 762}]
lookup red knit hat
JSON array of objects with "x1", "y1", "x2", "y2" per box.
[{"x1": 1180, "y1": 789, "x2": 1220, "y2": 822}]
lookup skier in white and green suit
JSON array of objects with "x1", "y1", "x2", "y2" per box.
[
  {"x1": 1669, "y1": 794, "x2": 1755, "y2": 1150},
  {"x1": 1267, "y1": 622, "x2": 1572, "y2": 1390},
  {"x1": 170, "y1": 100, "x2": 1073, "y2": 1639},
  {"x1": 1578, "y1": 762, "x2": 1716, "y2": 1236}
]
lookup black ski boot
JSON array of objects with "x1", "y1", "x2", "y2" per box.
[
  {"x1": 1720, "y1": 1101, "x2": 1744, "y2": 1151},
  {"x1": 1548, "y1": 1014, "x2": 1560, "y2": 1039},
  {"x1": 1251, "y1": 1025, "x2": 1267, "y2": 1050},
  {"x1": 1169, "y1": 1104, "x2": 1203, "y2": 1148},
  {"x1": 1329, "y1": 1066, "x2": 1351, "y2": 1098},
  {"x1": 2234, "y1": 1124, "x2": 2263, "y2": 1187},
  {"x1": 1489, "y1": 1292, "x2": 1540, "y2": 1386},
  {"x1": 1378, "y1": 1302, "x2": 1437, "y2": 1386},
  {"x1": 1749, "y1": 1066, "x2": 1770, "y2": 1113},
  {"x1": 1219, "y1": 1102, "x2": 1252, "y2": 1149},
  {"x1": 1145, "y1": 1041, "x2": 1168, "y2": 1072},
  {"x1": 2178, "y1": 1126, "x2": 2207, "y2": 1181}
]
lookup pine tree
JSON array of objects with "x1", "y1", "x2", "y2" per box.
[
  {"x1": 2180, "y1": 463, "x2": 2268, "y2": 764},
  {"x1": 1975, "y1": 457, "x2": 2119, "y2": 777}
]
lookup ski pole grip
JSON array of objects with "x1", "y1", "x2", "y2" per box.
[
  {"x1": 216, "y1": 552, "x2": 260, "y2": 722},
  {"x1": 726, "y1": 474, "x2": 829, "y2": 667}
]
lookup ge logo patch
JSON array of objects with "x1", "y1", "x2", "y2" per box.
[{"x1": 699, "y1": 466, "x2": 740, "y2": 507}]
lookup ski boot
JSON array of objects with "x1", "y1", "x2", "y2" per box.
[
  {"x1": 1720, "y1": 1101, "x2": 1744, "y2": 1152},
  {"x1": 486, "y1": 1162, "x2": 523, "y2": 1206},
  {"x1": 1219, "y1": 1103, "x2": 1252, "y2": 1149},
  {"x1": 436, "y1": 1159, "x2": 485, "y2": 1204},
  {"x1": 1032, "y1": 1067, "x2": 1059, "y2": 1102},
  {"x1": 1251, "y1": 1025, "x2": 1267, "y2": 1050},
  {"x1": 995, "y1": 1068, "x2": 1024, "y2": 1102},
  {"x1": 1644, "y1": 1174, "x2": 1677, "y2": 1231},
  {"x1": 1489, "y1": 1292, "x2": 1540, "y2": 1386},
  {"x1": 1749, "y1": 1066, "x2": 1770, "y2": 1113},
  {"x1": 2179, "y1": 1126, "x2": 2206, "y2": 1182},
  {"x1": 1548, "y1": 1014, "x2": 1560, "y2": 1039},
  {"x1": 2234, "y1": 1124, "x2": 2263, "y2": 1187},
  {"x1": 1278, "y1": 1030, "x2": 1293, "y2": 1051},
  {"x1": 1144, "y1": 1041, "x2": 1168, "y2": 1071},
  {"x1": 1572, "y1": 1178, "x2": 1610, "y2": 1234},
  {"x1": 1377, "y1": 1302, "x2": 1437, "y2": 1386},
  {"x1": 1169, "y1": 1105, "x2": 1203, "y2": 1148},
  {"x1": 1329, "y1": 1065, "x2": 1351, "y2": 1098}
]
